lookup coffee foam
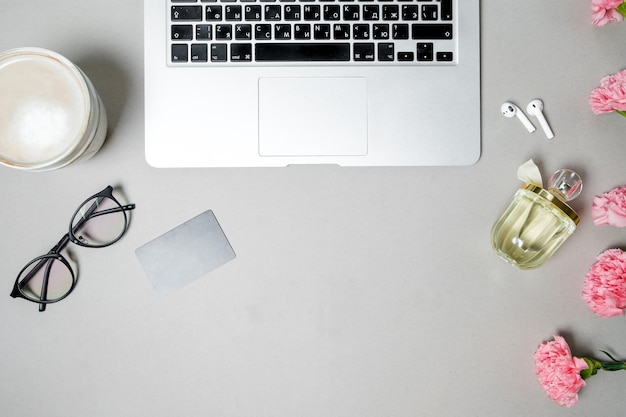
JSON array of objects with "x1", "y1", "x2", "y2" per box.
[{"x1": 0, "y1": 53, "x2": 88, "y2": 165}]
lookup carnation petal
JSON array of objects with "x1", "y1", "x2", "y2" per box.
[
  {"x1": 582, "y1": 248, "x2": 626, "y2": 317},
  {"x1": 591, "y1": 186, "x2": 626, "y2": 227},
  {"x1": 591, "y1": 0, "x2": 626, "y2": 25},
  {"x1": 590, "y1": 69, "x2": 626, "y2": 113},
  {"x1": 606, "y1": 210, "x2": 626, "y2": 227}
]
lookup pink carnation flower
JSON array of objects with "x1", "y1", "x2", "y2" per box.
[
  {"x1": 591, "y1": 185, "x2": 626, "y2": 227},
  {"x1": 534, "y1": 335, "x2": 588, "y2": 407},
  {"x1": 591, "y1": 0, "x2": 625, "y2": 26},
  {"x1": 582, "y1": 248, "x2": 626, "y2": 317},
  {"x1": 589, "y1": 69, "x2": 626, "y2": 115}
]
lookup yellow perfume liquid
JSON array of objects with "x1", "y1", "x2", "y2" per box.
[{"x1": 491, "y1": 170, "x2": 581, "y2": 270}]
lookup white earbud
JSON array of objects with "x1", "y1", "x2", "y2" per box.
[
  {"x1": 526, "y1": 99, "x2": 554, "y2": 139},
  {"x1": 501, "y1": 102, "x2": 535, "y2": 133}
]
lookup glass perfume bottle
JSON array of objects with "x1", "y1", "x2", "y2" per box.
[{"x1": 491, "y1": 169, "x2": 582, "y2": 269}]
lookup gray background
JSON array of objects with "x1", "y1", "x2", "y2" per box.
[{"x1": 1, "y1": 1, "x2": 626, "y2": 416}]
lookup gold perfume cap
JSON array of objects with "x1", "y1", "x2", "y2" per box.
[{"x1": 522, "y1": 183, "x2": 581, "y2": 225}]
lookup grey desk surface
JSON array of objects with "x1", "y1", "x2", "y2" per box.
[{"x1": 1, "y1": 1, "x2": 626, "y2": 416}]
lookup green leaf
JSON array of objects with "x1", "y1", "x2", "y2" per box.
[
  {"x1": 600, "y1": 350, "x2": 619, "y2": 362},
  {"x1": 597, "y1": 351, "x2": 626, "y2": 372},
  {"x1": 618, "y1": 2, "x2": 626, "y2": 18},
  {"x1": 616, "y1": 110, "x2": 626, "y2": 118},
  {"x1": 601, "y1": 362, "x2": 626, "y2": 371}
]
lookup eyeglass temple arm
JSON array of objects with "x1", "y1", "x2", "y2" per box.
[
  {"x1": 72, "y1": 195, "x2": 107, "y2": 230},
  {"x1": 37, "y1": 259, "x2": 56, "y2": 312},
  {"x1": 82, "y1": 204, "x2": 136, "y2": 221}
]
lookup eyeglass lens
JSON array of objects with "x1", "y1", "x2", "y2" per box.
[
  {"x1": 71, "y1": 196, "x2": 128, "y2": 247},
  {"x1": 16, "y1": 255, "x2": 74, "y2": 303}
]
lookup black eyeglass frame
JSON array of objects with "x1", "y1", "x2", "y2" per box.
[{"x1": 10, "y1": 185, "x2": 135, "y2": 312}]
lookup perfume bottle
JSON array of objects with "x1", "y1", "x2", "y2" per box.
[{"x1": 491, "y1": 169, "x2": 582, "y2": 269}]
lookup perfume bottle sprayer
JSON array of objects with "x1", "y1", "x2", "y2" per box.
[{"x1": 491, "y1": 160, "x2": 582, "y2": 270}]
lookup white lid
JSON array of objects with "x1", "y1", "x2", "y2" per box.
[{"x1": 0, "y1": 48, "x2": 91, "y2": 170}]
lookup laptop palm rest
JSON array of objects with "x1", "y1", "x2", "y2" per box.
[{"x1": 258, "y1": 77, "x2": 368, "y2": 157}]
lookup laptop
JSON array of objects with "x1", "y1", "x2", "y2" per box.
[{"x1": 144, "y1": 0, "x2": 481, "y2": 167}]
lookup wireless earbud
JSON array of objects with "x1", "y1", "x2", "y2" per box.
[
  {"x1": 501, "y1": 102, "x2": 535, "y2": 133},
  {"x1": 526, "y1": 99, "x2": 554, "y2": 139}
]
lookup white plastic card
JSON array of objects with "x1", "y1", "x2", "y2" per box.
[{"x1": 135, "y1": 210, "x2": 236, "y2": 296}]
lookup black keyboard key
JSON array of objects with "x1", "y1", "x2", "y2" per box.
[
  {"x1": 171, "y1": 25, "x2": 193, "y2": 40},
  {"x1": 416, "y1": 42, "x2": 433, "y2": 61},
  {"x1": 215, "y1": 24, "x2": 233, "y2": 40},
  {"x1": 343, "y1": 5, "x2": 360, "y2": 20},
  {"x1": 363, "y1": 5, "x2": 379, "y2": 20},
  {"x1": 353, "y1": 24, "x2": 370, "y2": 39},
  {"x1": 255, "y1": 43, "x2": 350, "y2": 61},
  {"x1": 231, "y1": 43, "x2": 252, "y2": 61},
  {"x1": 436, "y1": 51, "x2": 454, "y2": 61},
  {"x1": 323, "y1": 5, "x2": 341, "y2": 20},
  {"x1": 313, "y1": 23, "x2": 331, "y2": 39},
  {"x1": 275, "y1": 24, "x2": 292, "y2": 39},
  {"x1": 392, "y1": 23, "x2": 408, "y2": 39},
  {"x1": 402, "y1": 5, "x2": 418, "y2": 21},
  {"x1": 191, "y1": 44, "x2": 208, "y2": 62},
  {"x1": 421, "y1": 5, "x2": 438, "y2": 20},
  {"x1": 206, "y1": 6, "x2": 222, "y2": 21},
  {"x1": 373, "y1": 24, "x2": 389, "y2": 39},
  {"x1": 171, "y1": 44, "x2": 188, "y2": 62},
  {"x1": 441, "y1": 0, "x2": 453, "y2": 20},
  {"x1": 244, "y1": 5, "x2": 262, "y2": 21},
  {"x1": 378, "y1": 43, "x2": 394, "y2": 61},
  {"x1": 285, "y1": 5, "x2": 302, "y2": 20},
  {"x1": 255, "y1": 24, "x2": 272, "y2": 39},
  {"x1": 225, "y1": 5, "x2": 242, "y2": 21},
  {"x1": 235, "y1": 24, "x2": 253, "y2": 39},
  {"x1": 171, "y1": 6, "x2": 202, "y2": 21},
  {"x1": 333, "y1": 24, "x2": 351, "y2": 39},
  {"x1": 398, "y1": 51, "x2": 414, "y2": 61},
  {"x1": 211, "y1": 44, "x2": 228, "y2": 62},
  {"x1": 196, "y1": 24, "x2": 212, "y2": 40},
  {"x1": 382, "y1": 5, "x2": 399, "y2": 20},
  {"x1": 294, "y1": 24, "x2": 311, "y2": 39},
  {"x1": 265, "y1": 5, "x2": 282, "y2": 20},
  {"x1": 412, "y1": 24, "x2": 453, "y2": 39},
  {"x1": 353, "y1": 43, "x2": 375, "y2": 61},
  {"x1": 303, "y1": 5, "x2": 321, "y2": 20}
]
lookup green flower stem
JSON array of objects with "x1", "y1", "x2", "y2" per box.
[{"x1": 581, "y1": 351, "x2": 626, "y2": 380}]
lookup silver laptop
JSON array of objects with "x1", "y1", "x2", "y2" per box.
[{"x1": 144, "y1": 0, "x2": 480, "y2": 167}]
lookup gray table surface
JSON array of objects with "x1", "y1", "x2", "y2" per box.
[{"x1": 1, "y1": 1, "x2": 626, "y2": 416}]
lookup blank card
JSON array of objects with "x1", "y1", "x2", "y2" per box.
[{"x1": 135, "y1": 210, "x2": 236, "y2": 296}]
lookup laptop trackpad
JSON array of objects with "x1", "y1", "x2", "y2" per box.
[{"x1": 258, "y1": 77, "x2": 368, "y2": 157}]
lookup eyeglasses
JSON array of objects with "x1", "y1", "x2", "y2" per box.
[{"x1": 10, "y1": 186, "x2": 136, "y2": 312}]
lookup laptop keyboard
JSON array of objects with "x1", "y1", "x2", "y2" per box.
[{"x1": 168, "y1": 0, "x2": 456, "y2": 65}]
